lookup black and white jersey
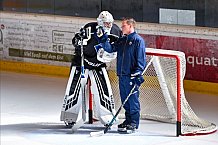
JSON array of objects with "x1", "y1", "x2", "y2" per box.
[{"x1": 72, "y1": 22, "x2": 121, "y2": 69}]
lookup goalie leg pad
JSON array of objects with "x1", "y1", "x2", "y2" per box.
[
  {"x1": 60, "y1": 66, "x2": 89, "y2": 123},
  {"x1": 89, "y1": 67, "x2": 118, "y2": 125}
]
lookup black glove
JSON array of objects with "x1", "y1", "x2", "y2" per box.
[
  {"x1": 96, "y1": 26, "x2": 108, "y2": 43},
  {"x1": 132, "y1": 75, "x2": 144, "y2": 86},
  {"x1": 72, "y1": 34, "x2": 81, "y2": 48},
  {"x1": 72, "y1": 28, "x2": 86, "y2": 48},
  {"x1": 78, "y1": 28, "x2": 86, "y2": 38}
]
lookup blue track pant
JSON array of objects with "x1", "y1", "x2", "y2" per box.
[{"x1": 119, "y1": 76, "x2": 140, "y2": 128}]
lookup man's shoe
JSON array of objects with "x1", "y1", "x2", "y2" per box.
[
  {"x1": 117, "y1": 122, "x2": 128, "y2": 132},
  {"x1": 126, "y1": 124, "x2": 137, "y2": 134}
]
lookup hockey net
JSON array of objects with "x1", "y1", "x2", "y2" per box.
[{"x1": 105, "y1": 47, "x2": 217, "y2": 136}]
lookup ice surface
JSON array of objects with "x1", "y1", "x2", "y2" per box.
[{"x1": 1, "y1": 71, "x2": 218, "y2": 145}]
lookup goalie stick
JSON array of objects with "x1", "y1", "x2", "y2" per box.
[
  {"x1": 90, "y1": 56, "x2": 154, "y2": 137},
  {"x1": 79, "y1": 28, "x2": 86, "y2": 121},
  {"x1": 79, "y1": 28, "x2": 86, "y2": 79}
]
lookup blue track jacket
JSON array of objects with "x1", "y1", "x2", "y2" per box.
[{"x1": 102, "y1": 32, "x2": 146, "y2": 76}]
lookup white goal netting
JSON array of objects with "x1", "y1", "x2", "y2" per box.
[{"x1": 105, "y1": 47, "x2": 217, "y2": 136}]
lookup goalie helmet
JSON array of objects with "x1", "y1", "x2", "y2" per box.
[{"x1": 97, "y1": 11, "x2": 114, "y2": 33}]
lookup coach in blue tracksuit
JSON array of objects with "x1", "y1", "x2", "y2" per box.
[{"x1": 95, "y1": 17, "x2": 146, "y2": 133}]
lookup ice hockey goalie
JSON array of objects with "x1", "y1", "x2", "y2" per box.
[{"x1": 60, "y1": 11, "x2": 121, "y2": 129}]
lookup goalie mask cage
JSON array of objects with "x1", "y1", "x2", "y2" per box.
[{"x1": 92, "y1": 47, "x2": 216, "y2": 136}]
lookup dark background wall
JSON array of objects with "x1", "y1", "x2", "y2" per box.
[{"x1": 1, "y1": 0, "x2": 218, "y2": 28}]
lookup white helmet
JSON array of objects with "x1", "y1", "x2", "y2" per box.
[{"x1": 97, "y1": 11, "x2": 114, "y2": 33}]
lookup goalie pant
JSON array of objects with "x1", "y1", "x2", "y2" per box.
[{"x1": 60, "y1": 66, "x2": 117, "y2": 126}]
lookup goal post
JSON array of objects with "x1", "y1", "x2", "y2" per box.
[
  {"x1": 145, "y1": 49, "x2": 182, "y2": 136},
  {"x1": 102, "y1": 47, "x2": 217, "y2": 136}
]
